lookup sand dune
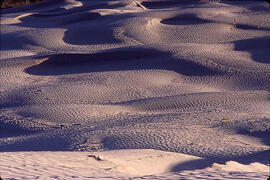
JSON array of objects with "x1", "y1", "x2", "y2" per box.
[
  {"x1": 1, "y1": 150, "x2": 268, "y2": 179},
  {"x1": 0, "y1": 0, "x2": 269, "y2": 179}
]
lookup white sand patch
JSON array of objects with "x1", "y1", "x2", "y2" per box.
[
  {"x1": 0, "y1": 150, "x2": 268, "y2": 179},
  {"x1": 61, "y1": 0, "x2": 83, "y2": 10},
  {"x1": 211, "y1": 161, "x2": 269, "y2": 172}
]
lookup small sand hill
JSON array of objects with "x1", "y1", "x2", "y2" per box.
[
  {"x1": 0, "y1": 150, "x2": 269, "y2": 179},
  {"x1": 0, "y1": 0, "x2": 269, "y2": 179}
]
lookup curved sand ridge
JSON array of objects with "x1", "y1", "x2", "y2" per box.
[{"x1": 0, "y1": 0, "x2": 270, "y2": 179}]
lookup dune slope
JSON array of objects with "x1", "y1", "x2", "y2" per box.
[{"x1": 0, "y1": 0, "x2": 269, "y2": 179}]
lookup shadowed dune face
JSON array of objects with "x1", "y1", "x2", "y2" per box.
[
  {"x1": 170, "y1": 149, "x2": 269, "y2": 173},
  {"x1": 235, "y1": 24, "x2": 270, "y2": 31},
  {"x1": 13, "y1": 4, "x2": 130, "y2": 45},
  {"x1": 18, "y1": 12, "x2": 102, "y2": 26},
  {"x1": 220, "y1": 0, "x2": 269, "y2": 5},
  {"x1": 238, "y1": 130, "x2": 270, "y2": 146},
  {"x1": 0, "y1": 134, "x2": 71, "y2": 152},
  {"x1": 0, "y1": 121, "x2": 38, "y2": 138},
  {"x1": 0, "y1": 32, "x2": 37, "y2": 51},
  {"x1": 160, "y1": 14, "x2": 211, "y2": 25},
  {"x1": 35, "y1": 2, "x2": 121, "y2": 15},
  {"x1": 24, "y1": 49, "x2": 220, "y2": 76},
  {"x1": 234, "y1": 36, "x2": 270, "y2": 64},
  {"x1": 63, "y1": 25, "x2": 122, "y2": 45},
  {"x1": 40, "y1": 7, "x2": 66, "y2": 13},
  {"x1": 12, "y1": 0, "x2": 125, "y2": 28},
  {"x1": 170, "y1": 159, "x2": 214, "y2": 172},
  {"x1": 141, "y1": 0, "x2": 268, "y2": 9},
  {"x1": 141, "y1": 0, "x2": 205, "y2": 9},
  {"x1": 161, "y1": 15, "x2": 270, "y2": 30}
]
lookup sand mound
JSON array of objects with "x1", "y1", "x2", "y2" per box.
[
  {"x1": 24, "y1": 48, "x2": 219, "y2": 76},
  {"x1": 1, "y1": 0, "x2": 269, "y2": 179},
  {"x1": 160, "y1": 14, "x2": 211, "y2": 25}
]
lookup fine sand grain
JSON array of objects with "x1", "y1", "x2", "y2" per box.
[{"x1": 0, "y1": 0, "x2": 269, "y2": 179}]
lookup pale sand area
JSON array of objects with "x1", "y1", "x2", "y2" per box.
[
  {"x1": 0, "y1": 0, "x2": 270, "y2": 179},
  {"x1": 0, "y1": 150, "x2": 269, "y2": 179}
]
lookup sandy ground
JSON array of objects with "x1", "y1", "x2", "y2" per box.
[
  {"x1": 0, "y1": 0, "x2": 270, "y2": 179},
  {"x1": 0, "y1": 150, "x2": 269, "y2": 179}
]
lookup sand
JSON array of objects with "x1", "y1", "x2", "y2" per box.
[
  {"x1": 0, "y1": 0, "x2": 269, "y2": 179},
  {"x1": 1, "y1": 150, "x2": 269, "y2": 179}
]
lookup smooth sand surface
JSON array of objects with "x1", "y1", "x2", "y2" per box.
[{"x1": 0, "y1": 0, "x2": 269, "y2": 179}]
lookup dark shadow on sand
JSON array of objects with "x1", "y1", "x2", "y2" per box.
[
  {"x1": 170, "y1": 158, "x2": 214, "y2": 172},
  {"x1": 0, "y1": 122, "x2": 39, "y2": 138},
  {"x1": 24, "y1": 48, "x2": 221, "y2": 76},
  {"x1": 0, "y1": 135, "x2": 71, "y2": 152},
  {"x1": 235, "y1": 24, "x2": 270, "y2": 31},
  {"x1": 237, "y1": 129, "x2": 270, "y2": 146},
  {"x1": 141, "y1": 0, "x2": 203, "y2": 9},
  {"x1": 161, "y1": 14, "x2": 211, "y2": 25},
  {"x1": 220, "y1": 0, "x2": 269, "y2": 6},
  {"x1": 6, "y1": 0, "x2": 125, "y2": 29},
  {"x1": 63, "y1": 23, "x2": 122, "y2": 45},
  {"x1": 18, "y1": 11, "x2": 102, "y2": 27},
  {"x1": 10, "y1": 3, "x2": 131, "y2": 46},
  {"x1": 233, "y1": 36, "x2": 270, "y2": 64},
  {"x1": 170, "y1": 149, "x2": 270, "y2": 172},
  {"x1": 1, "y1": 0, "x2": 123, "y2": 15}
]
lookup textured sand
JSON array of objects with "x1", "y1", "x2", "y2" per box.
[
  {"x1": 0, "y1": 150, "x2": 269, "y2": 179},
  {"x1": 0, "y1": 0, "x2": 269, "y2": 179}
]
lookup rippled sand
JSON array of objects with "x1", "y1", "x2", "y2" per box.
[{"x1": 0, "y1": 0, "x2": 269, "y2": 179}]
